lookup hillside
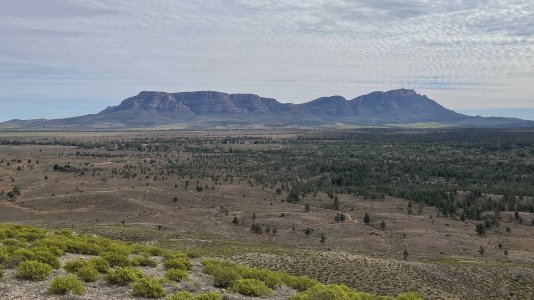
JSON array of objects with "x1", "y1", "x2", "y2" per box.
[{"x1": 2, "y1": 89, "x2": 532, "y2": 130}]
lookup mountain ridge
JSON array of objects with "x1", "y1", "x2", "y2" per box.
[{"x1": 2, "y1": 89, "x2": 533, "y2": 130}]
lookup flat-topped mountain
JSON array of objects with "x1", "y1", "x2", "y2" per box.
[{"x1": 2, "y1": 89, "x2": 532, "y2": 129}]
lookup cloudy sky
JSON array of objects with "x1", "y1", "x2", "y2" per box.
[{"x1": 1, "y1": 0, "x2": 533, "y2": 121}]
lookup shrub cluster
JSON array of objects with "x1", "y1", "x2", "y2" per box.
[
  {"x1": 16, "y1": 260, "x2": 52, "y2": 281},
  {"x1": 48, "y1": 275, "x2": 86, "y2": 296},
  {"x1": 105, "y1": 266, "x2": 144, "y2": 285},
  {"x1": 132, "y1": 276, "x2": 166, "y2": 298},
  {"x1": 166, "y1": 291, "x2": 222, "y2": 300},
  {"x1": 230, "y1": 278, "x2": 272, "y2": 296}
]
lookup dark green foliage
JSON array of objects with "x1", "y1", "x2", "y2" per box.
[
  {"x1": 364, "y1": 212, "x2": 370, "y2": 225},
  {"x1": 165, "y1": 269, "x2": 188, "y2": 282},
  {"x1": 475, "y1": 223, "x2": 486, "y2": 236}
]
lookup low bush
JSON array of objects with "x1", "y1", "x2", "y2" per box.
[
  {"x1": 64, "y1": 259, "x2": 91, "y2": 273},
  {"x1": 12, "y1": 248, "x2": 60, "y2": 269},
  {"x1": 195, "y1": 291, "x2": 222, "y2": 300},
  {"x1": 130, "y1": 255, "x2": 157, "y2": 267},
  {"x1": 16, "y1": 260, "x2": 52, "y2": 281},
  {"x1": 165, "y1": 269, "x2": 188, "y2": 282},
  {"x1": 0, "y1": 267, "x2": 4, "y2": 278},
  {"x1": 66, "y1": 238, "x2": 102, "y2": 255},
  {"x1": 164, "y1": 257, "x2": 192, "y2": 270},
  {"x1": 48, "y1": 275, "x2": 85, "y2": 295},
  {"x1": 76, "y1": 265, "x2": 100, "y2": 282},
  {"x1": 167, "y1": 291, "x2": 194, "y2": 300},
  {"x1": 132, "y1": 276, "x2": 166, "y2": 298},
  {"x1": 105, "y1": 266, "x2": 144, "y2": 285},
  {"x1": 203, "y1": 263, "x2": 241, "y2": 288},
  {"x1": 230, "y1": 278, "x2": 272, "y2": 296},
  {"x1": 101, "y1": 251, "x2": 130, "y2": 267},
  {"x1": 289, "y1": 284, "x2": 423, "y2": 300},
  {"x1": 89, "y1": 257, "x2": 110, "y2": 273}
]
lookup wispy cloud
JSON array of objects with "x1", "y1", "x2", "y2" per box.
[{"x1": 0, "y1": 0, "x2": 533, "y2": 121}]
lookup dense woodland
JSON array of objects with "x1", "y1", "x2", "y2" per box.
[{"x1": 2, "y1": 128, "x2": 534, "y2": 221}]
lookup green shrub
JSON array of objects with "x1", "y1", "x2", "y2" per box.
[
  {"x1": 195, "y1": 291, "x2": 222, "y2": 300},
  {"x1": 64, "y1": 259, "x2": 91, "y2": 273},
  {"x1": 16, "y1": 260, "x2": 52, "y2": 281},
  {"x1": 165, "y1": 268, "x2": 188, "y2": 282},
  {"x1": 205, "y1": 265, "x2": 241, "y2": 288},
  {"x1": 164, "y1": 257, "x2": 192, "y2": 270},
  {"x1": 132, "y1": 276, "x2": 166, "y2": 298},
  {"x1": 101, "y1": 251, "x2": 130, "y2": 267},
  {"x1": 2, "y1": 238, "x2": 27, "y2": 248},
  {"x1": 0, "y1": 267, "x2": 4, "y2": 278},
  {"x1": 76, "y1": 265, "x2": 100, "y2": 282},
  {"x1": 240, "y1": 267, "x2": 283, "y2": 288},
  {"x1": 166, "y1": 291, "x2": 194, "y2": 300},
  {"x1": 105, "y1": 266, "x2": 143, "y2": 285},
  {"x1": 66, "y1": 238, "x2": 102, "y2": 255},
  {"x1": 130, "y1": 255, "x2": 157, "y2": 267},
  {"x1": 13, "y1": 248, "x2": 60, "y2": 269},
  {"x1": 48, "y1": 275, "x2": 85, "y2": 295},
  {"x1": 280, "y1": 274, "x2": 319, "y2": 291},
  {"x1": 230, "y1": 278, "x2": 272, "y2": 296},
  {"x1": 88, "y1": 257, "x2": 110, "y2": 273},
  {"x1": 0, "y1": 246, "x2": 8, "y2": 265}
]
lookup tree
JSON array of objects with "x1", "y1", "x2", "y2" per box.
[
  {"x1": 478, "y1": 245, "x2": 485, "y2": 256},
  {"x1": 305, "y1": 203, "x2": 310, "y2": 213},
  {"x1": 380, "y1": 221, "x2": 386, "y2": 230},
  {"x1": 252, "y1": 213, "x2": 256, "y2": 222},
  {"x1": 292, "y1": 224, "x2": 296, "y2": 233},
  {"x1": 364, "y1": 212, "x2": 370, "y2": 225},
  {"x1": 172, "y1": 196, "x2": 178, "y2": 203},
  {"x1": 286, "y1": 190, "x2": 300, "y2": 203},
  {"x1": 232, "y1": 216, "x2": 239, "y2": 225},
  {"x1": 272, "y1": 226, "x2": 278, "y2": 236},
  {"x1": 403, "y1": 249, "x2": 409, "y2": 260},
  {"x1": 506, "y1": 226, "x2": 511, "y2": 234},
  {"x1": 475, "y1": 223, "x2": 486, "y2": 236},
  {"x1": 504, "y1": 249, "x2": 509, "y2": 256},
  {"x1": 320, "y1": 233, "x2": 326, "y2": 244},
  {"x1": 333, "y1": 195, "x2": 339, "y2": 210},
  {"x1": 304, "y1": 228, "x2": 312, "y2": 236}
]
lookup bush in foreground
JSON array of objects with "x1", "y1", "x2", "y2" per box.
[
  {"x1": 106, "y1": 266, "x2": 144, "y2": 285},
  {"x1": 16, "y1": 260, "x2": 52, "y2": 281},
  {"x1": 165, "y1": 268, "x2": 189, "y2": 282},
  {"x1": 166, "y1": 291, "x2": 222, "y2": 300},
  {"x1": 132, "y1": 276, "x2": 166, "y2": 298},
  {"x1": 48, "y1": 275, "x2": 85, "y2": 296},
  {"x1": 76, "y1": 265, "x2": 100, "y2": 282},
  {"x1": 230, "y1": 278, "x2": 272, "y2": 296},
  {"x1": 289, "y1": 284, "x2": 423, "y2": 300}
]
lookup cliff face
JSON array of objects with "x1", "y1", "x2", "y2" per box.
[{"x1": 3, "y1": 89, "x2": 533, "y2": 130}]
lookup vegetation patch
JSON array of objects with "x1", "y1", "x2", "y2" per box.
[
  {"x1": 230, "y1": 278, "x2": 272, "y2": 296},
  {"x1": 48, "y1": 274, "x2": 86, "y2": 296},
  {"x1": 132, "y1": 276, "x2": 166, "y2": 298},
  {"x1": 15, "y1": 260, "x2": 52, "y2": 281}
]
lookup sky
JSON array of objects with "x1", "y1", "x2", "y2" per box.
[{"x1": 1, "y1": 0, "x2": 533, "y2": 121}]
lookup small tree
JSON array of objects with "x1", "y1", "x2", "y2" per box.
[
  {"x1": 272, "y1": 226, "x2": 277, "y2": 236},
  {"x1": 504, "y1": 249, "x2": 509, "y2": 256},
  {"x1": 478, "y1": 245, "x2": 485, "y2": 256},
  {"x1": 403, "y1": 249, "x2": 409, "y2": 260},
  {"x1": 364, "y1": 212, "x2": 370, "y2": 225},
  {"x1": 304, "y1": 203, "x2": 310, "y2": 213},
  {"x1": 380, "y1": 221, "x2": 386, "y2": 230},
  {"x1": 304, "y1": 228, "x2": 312, "y2": 237},
  {"x1": 172, "y1": 196, "x2": 178, "y2": 203},
  {"x1": 320, "y1": 233, "x2": 326, "y2": 244},
  {"x1": 252, "y1": 213, "x2": 256, "y2": 222},
  {"x1": 475, "y1": 223, "x2": 486, "y2": 236},
  {"x1": 232, "y1": 216, "x2": 239, "y2": 225}
]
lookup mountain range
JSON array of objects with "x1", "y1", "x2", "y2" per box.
[{"x1": 2, "y1": 89, "x2": 532, "y2": 130}]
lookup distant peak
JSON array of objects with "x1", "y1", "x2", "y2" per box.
[{"x1": 385, "y1": 88, "x2": 418, "y2": 96}]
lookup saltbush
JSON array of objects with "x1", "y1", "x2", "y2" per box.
[
  {"x1": 230, "y1": 278, "x2": 272, "y2": 296},
  {"x1": 12, "y1": 248, "x2": 60, "y2": 269},
  {"x1": 164, "y1": 257, "x2": 192, "y2": 270},
  {"x1": 101, "y1": 251, "x2": 130, "y2": 267},
  {"x1": 105, "y1": 266, "x2": 144, "y2": 285},
  {"x1": 48, "y1": 275, "x2": 85, "y2": 295},
  {"x1": 16, "y1": 260, "x2": 52, "y2": 281},
  {"x1": 89, "y1": 257, "x2": 110, "y2": 273},
  {"x1": 165, "y1": 268, "x2": 189, "y2": 282},
  {"x1": 64, "y1": 258, "x2": 91, "y2": 273},
  {"x1": 76, "y1": 265, "x2": 100, "y2": 282},
  {"x1": 195, "y1": 291, "x2": 222, "y2": 300},
  {"x1": 132, "y1": 276, "x2": 166, "y2": 298},
  {"x1": 130, "y1": 255, "x2": 157, "y2": 267},
  {"x1": 166, "y1": 291, "x2": 194, "y2": 300}
]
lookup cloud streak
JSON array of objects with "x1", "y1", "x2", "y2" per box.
[{"x1": 0, "y1": 0, "x2": 532, "y2": 121}]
